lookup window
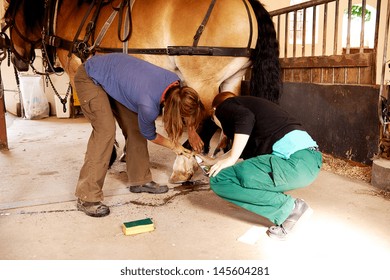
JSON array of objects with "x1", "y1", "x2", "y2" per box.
[
  {"x1": 342, "y1": 4, "x2": 375, "y2": 48},
  {"x1": 289, "y1": 0, "x2": 318, "y2": 44}
]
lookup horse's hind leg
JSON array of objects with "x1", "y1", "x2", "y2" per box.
[{"x1": 219, "y1": 61, "x2": 251, "y2": 94}]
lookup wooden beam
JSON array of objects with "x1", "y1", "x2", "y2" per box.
[
  {"x1": 280, "y1": 52, "x2": 374, "y2": 69},
  {"x1": 0, "y1": 84, "x2": 8, "y2": 151}
]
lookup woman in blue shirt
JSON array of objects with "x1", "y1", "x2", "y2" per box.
[
  {"x1": 203, "y1": 91, "x2": 322, "y2": 240},
  {"x1": 74, "y1": 53, "x2": 205, "y2": 217}
]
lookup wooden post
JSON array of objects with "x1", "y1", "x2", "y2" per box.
[{"x1": 0, "y1": 82, "x2": 8, "y2": 151}]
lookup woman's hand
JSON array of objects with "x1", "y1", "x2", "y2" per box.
[
  {"x1": 208, "y1": 133, "x2": 250, "y2": 177},
  {"x1": 208, "y1": 156, "x2": 237, "y2": 177},
  {"x1": 194, "y1": 153, "x2": 218, "y2": 166},
  {"x1": 172, "y1": 144, "x2": 193, "y2": 158},
  {"x1": 150, "y1": 133, "x2": 192, "y2": 158},
  {"x1": 188, "y1": 126, "x2": 204, "y2": 153}
]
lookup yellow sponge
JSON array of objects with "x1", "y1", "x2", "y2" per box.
[{"x1": 122, "y1": 218, "x2": 155, "y2": 236}]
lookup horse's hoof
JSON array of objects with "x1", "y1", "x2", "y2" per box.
[{"x1": 169, "y1": 154, "x2": 198, "y2": 183}]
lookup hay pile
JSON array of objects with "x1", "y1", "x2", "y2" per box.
[
  {"x1": 321, "y1": 154, "x2": 390, "y2": 200},
  {"x1": 321, "y1": 153, "x2": 372, "y2": 183}
]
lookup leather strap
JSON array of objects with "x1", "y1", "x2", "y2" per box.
[{"x1": 193, "y1": 0, "x2": 217, "y2": 47}]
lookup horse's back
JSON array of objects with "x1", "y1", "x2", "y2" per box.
[{"x1": 130, "y1": 0, "x2": 256, "y2": 48}]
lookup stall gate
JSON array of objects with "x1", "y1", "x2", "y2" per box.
[{"x1": 266, "y1": 0, "x2": 390, "y2": 164}]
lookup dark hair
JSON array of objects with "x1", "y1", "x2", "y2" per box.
[{"x1": 211, "y1": 91, "x2": 236, "y2": 111}]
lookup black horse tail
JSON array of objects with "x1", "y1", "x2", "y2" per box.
[{"x1": 248, "y1": 0, "x2": 281, "y2": 103}]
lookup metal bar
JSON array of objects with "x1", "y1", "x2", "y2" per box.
[
  {"x1": 312, "y1": 5, "x2": 317, "y2": 56},
  {"x1": 346, "y1": 0, "x2": 352, "y2": 54},
  {"x1": 293, "y1": 10, "x2": 297, "y2": 57},
  {"x1": 270, "y1": 0, "x2": 336, "y2": 16},
  {"x1": 333, "y1": 0, "x2": 339, "y2": 55},
  {"x1": 277, "y1": 15, "x2": 281, "y2": 49},
  {"x1": 360, "y1": 0, "x2": 367, "y2": 53},
  {"x1": 379, "y1": 0, "x2": 390, "y2": 129},
  {"x1": 0, "y1": 78, "x2": 8, "y2": 151},
  {"x1": 285, "y1": 13, "x2": 289, "y2": 57},
  {"x1": 374, "y1": 0, "x2": 382, "y2": 85},
  {"x1": 323, "y1": 3, "x2": 328, "y2": 55},
  {"x1": 374, "y1": 0, "x2": 382, "y2": 53},
  {"x1": 302, "y1": 8, "x2": 307, "y2": 56}
]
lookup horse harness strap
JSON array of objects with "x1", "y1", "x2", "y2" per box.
[
  {"x1": 44, "y1": 0, "x2": 126, "y2": 61},
  {"x1": 96, "y1": 46, "x2": 253, "y2": 57},
  {"x1": 87, "y1": 9, "x2": 119, "y2": 53},
  {"x1": 67, "y1": 0, "x2": 104, "y2": 59},
  {"x1": 193, "y1": 0, "x2": 217, "y2": 47}
]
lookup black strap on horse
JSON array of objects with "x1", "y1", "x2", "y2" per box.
[
  {"x1": 42, "y1": 0, "x2": 58, "y2": 71},
  {"x1": 112, "y1": 0, "x2": 132, "y2": 42},
  {"x1": 193, "y1": 0, "x2": 217, "y2": 47},
  {"x1": 96, "y1": 46, "x2": 252, "y2": 57},
  {"x1": 68, "y1": 0, "x2": 103, "y2": 59}
]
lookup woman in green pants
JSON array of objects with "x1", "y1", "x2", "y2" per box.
[{"x1": 205, "y1": 92, "x2": 322, "y2": 240}]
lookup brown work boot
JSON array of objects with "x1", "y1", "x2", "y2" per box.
[
  {"x1": 77, "y1": 199, "x2": 110, "y2": 217},
  {"x1": 129, "y1": 181, "x2": 169, "y2": 194}
]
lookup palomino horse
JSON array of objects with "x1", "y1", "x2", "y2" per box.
[{"x1": 3, "y1": 0, "x2": 280, "y2": 182}]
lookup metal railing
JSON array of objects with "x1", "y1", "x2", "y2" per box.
[{"x1": 269, "y1": 0, "x2": 381, "y2": 58}]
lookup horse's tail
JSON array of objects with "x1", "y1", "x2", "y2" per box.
[{"x1": 248, "y1": 0, "x2": 281, "y2": 103}]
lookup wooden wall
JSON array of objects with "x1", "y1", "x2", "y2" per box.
[
  {"x1": 280, "y1": 52, "x2": 376, "y2": 85},
  {"x1": 279, "y1": 82, "x2": 380, "y2": 165}
]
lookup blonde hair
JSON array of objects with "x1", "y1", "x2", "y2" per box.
[{"x1": 163, "y1": 86, "x2": 205, "y2": 143}]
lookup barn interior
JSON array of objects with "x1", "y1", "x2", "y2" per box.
[
  {"x1": 1, "y1": 0, "x2": 390, "y2": 278},
  {"x1": 0, "y1": 113, "x2": 389, "y2": 278}
]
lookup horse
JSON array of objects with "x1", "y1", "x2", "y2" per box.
[{"x1": 2, "y1": 0, "x2": 281, "y2": 182}]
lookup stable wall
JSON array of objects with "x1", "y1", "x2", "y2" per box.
[{"x1": 279, "y1": 82, "x2": 380, "y2": 164}]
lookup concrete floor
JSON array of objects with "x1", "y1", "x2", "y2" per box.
[{"x1": 0, "y1": 114, "x2": 389, "y2": 278}]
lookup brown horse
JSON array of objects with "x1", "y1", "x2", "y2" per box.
[{"x1": 3, "y1": 0, "x2": 280, "y2": 182}]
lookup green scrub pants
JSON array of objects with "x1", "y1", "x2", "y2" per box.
[{"x1": 209, "y1": 148, "x2": 322, "y2": 225}]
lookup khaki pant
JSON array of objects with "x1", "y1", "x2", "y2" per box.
[
  {"x1": 110, "y1": 98, "x2": 152, "y2": 185},
  {"x1": 74, "y1": 65, "x2": 152, "y2": 202}
]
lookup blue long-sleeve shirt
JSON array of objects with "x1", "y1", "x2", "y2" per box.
[{"x1": 85, "y1": 53, "x2": 180, "y2": 140}]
